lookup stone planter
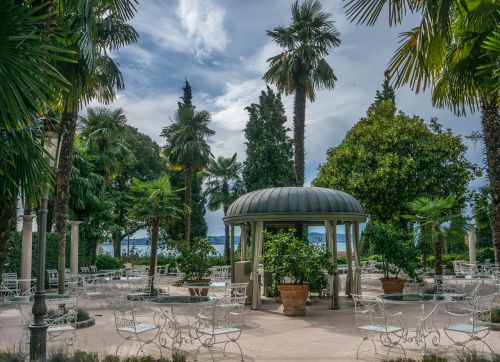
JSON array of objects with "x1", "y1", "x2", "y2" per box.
[
  {"x1": 75, "y1": 318, "x2": 95, "y2": 329},
  {"x1": 380, "y1": 277, "x2": 406, "y2": 294},
  {"x1": 277, "y1": 284, "x2": 309, "y2": 316},
  {"x1": 186, "y1": 278, "x2": 211, "y2": 296}
]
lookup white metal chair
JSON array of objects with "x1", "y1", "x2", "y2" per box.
[
  {"x1": 113, "y1": 299, "x2": 162, "y2": 357},
  {"x1": 47, "y1": 308, "x2": 78, "y2": 347},
  {"x1": 17, "y1": 296, "x2": 78, "y2": 347},
  {"x1": 80, "y1": 267, "x2": 90, "y2": 273},
  {"x1": 47, "y1": 269, "x2": 58, "y2": 289},
  {"x1": 221, "y1": 283, "x2": 248, "y2": 327},
  {"x1": 443, "y1": 294, "x2": 495, "y2": 355},
  {"x1": 90, "y1": 265, "x2": 98, "y2": 273},
  {"x1": 194, "y1": 298, "x2": 244, "y2": 361},
  {"x1": 352, "y1": 294, "x2": 406, "y2": 359},
  {"x1": 209, "y1": 266, "x2": 231, "y2": 281},
  {"x1": 435, "y1": 275, "x2": 465, "y2": 301},
  {"x1": 1, "y1": 273, "x2": 19, "y2": 296}
]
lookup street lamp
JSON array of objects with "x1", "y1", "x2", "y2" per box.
[{"x1": 29, "y1": 126, "x2": 64, "y2": 361}]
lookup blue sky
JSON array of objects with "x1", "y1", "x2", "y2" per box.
[{"x1": 89, "y1": 0, "x2": 485, "y2": 236}]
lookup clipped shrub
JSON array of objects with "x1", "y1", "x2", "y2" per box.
[
  {"x1": 476, "y1": 247, "x2": 494, "y2": 263},
  {"x1": 95, "y1": 255, "x2": 122, "y2": 270},
  {"x1": 4, "y1": 231, "x2": 95, "y2": 276},
  {"x1": 426, "y1": 253, "x2": 469, "y2": 273}
]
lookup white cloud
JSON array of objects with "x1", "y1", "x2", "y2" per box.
[
  {"x1": 118, "y1": 46, "x2": 155, "y2": 66},
  {"x1": 132, "y1": 0, "x2": 228, "y2": 62}
]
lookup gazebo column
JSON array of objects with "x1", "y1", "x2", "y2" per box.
[
  {"x1": 345, "y1": 223, "x2": 353, "y2": 297},
  {"x1": 325, "y1": 220, "x2": 339, "y2": 309},
  {"x1": 230, "y1": 224, "x2": 235, "y2": 283},
  {"x1": 352, "y1": 221, "x2": 362, "y2": 295},
  {"x1": 251, "y1": 220, "x2": 264, "y2": 310},
  {"x1": 240, "y1": 224, "x2": 247, "y2": 261}
]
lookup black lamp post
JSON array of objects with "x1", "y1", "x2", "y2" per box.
[{"x1": 29, "y1": 128, "x2": 64, "y2": 361}]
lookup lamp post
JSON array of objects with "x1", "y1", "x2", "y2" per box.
[{"x1": 30, "y1": 128, "x2": 64, "y2": 361}]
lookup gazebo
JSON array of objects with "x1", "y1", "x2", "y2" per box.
[{"x1": 223, "y1": 187, "x2": 367, "y2": 310}]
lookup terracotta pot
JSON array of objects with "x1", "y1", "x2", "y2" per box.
[
  {"x1": 380, "y1": 277, "x2": 406, "y2": 294},
  {"x1": 277, "y1": 284, "x2": 309, "y2": 316},
  {"x1": 187, "y1": 278, "x2": 211, "y2": 296}
]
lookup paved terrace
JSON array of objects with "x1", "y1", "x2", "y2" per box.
[{"x1": 1, "y1": 281, "x2": 499, "y2": 361}]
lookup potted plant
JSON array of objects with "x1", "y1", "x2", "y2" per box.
[
  {"x1": 171, "y1": 238, "x2": 216, "y2": 296},
  {"x1": 363, "y1": 221, "x2": 419, "y2": 294},
  {"x1": 261, "y1": 229, "x2": 333, "y2": 316}
]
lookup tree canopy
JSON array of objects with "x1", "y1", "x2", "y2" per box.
[{"x1": 313, "y1": 82, "x2": 477, "y2": 224}]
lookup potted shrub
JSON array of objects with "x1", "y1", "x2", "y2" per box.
[
  {"x1": 171, "y1": 238, "x2": 216, "y2": 296},
  {"x1": 363, "y1": 221, "x2": 419, "y2": 294},
  {"x1": 261, "y1": 229, "x2": 333, "y2": 316}
]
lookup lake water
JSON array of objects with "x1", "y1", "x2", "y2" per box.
[{"x1": 100, "y1": 239, "x2": 347, "y2": 258}]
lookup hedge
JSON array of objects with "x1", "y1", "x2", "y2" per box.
[{"x1": 4, "y1": 231, "x2": 96, "y2": 276}]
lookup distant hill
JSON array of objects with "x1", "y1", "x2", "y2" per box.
[{"x1": 108, "y1": 232, "x2": 346, "y2": 245}]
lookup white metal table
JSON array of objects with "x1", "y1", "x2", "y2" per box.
[
  {"x1": 381, "y1": 293, "x2": 451, "y2": 355},
  {"x1": 147, "y1": 295, "x2": 217, "y2": 353}
]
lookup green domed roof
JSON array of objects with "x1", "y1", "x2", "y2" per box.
[{"x1": 224, "y1": 187, "x2": 366, "y2": 225}]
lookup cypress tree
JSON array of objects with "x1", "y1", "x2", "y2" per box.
[{"x1": 243, "y1": 87, "x2": 295, "y2": 191}]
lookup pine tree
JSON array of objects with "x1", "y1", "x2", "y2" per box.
[
  {"x1": 375, "y1": 71, "x2": 395, "y2": 104},
  {"x1": 243, "y1": 87, "x2": 295, "y2": 191}
]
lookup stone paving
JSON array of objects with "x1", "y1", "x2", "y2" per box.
[{"x1": 1, "y1": 281, "x2": 499, "y2": 361}]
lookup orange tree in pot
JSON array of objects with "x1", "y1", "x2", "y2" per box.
[
  {"x1": 364, "y1": 221, "x2": 419, "y2": 294},
  {"x1": 170, "y1": 238, "x2": 216, "y2": 296},
  {"x1": 261, "y1": 229, "x2": 333, "y2": 316}
]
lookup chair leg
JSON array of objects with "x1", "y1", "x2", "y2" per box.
[{"x1": 223, "y1": 339, "x2": 244, "y2": 361}]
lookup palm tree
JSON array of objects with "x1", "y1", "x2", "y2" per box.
[
  {"x1": 0, "y1": 1, "x2": 69, "y2": 278},
  {"x1": 80, "y1": 107, "x2": 135, "y2": 180},
  {"x1": 80, "y1": 107, "x2": 136, "y2": 256},
  {"x1": 129, "y1": 176, "x2": 180, "y2": 290},
  {"x1": 162, "y1": 107, "x2": 215, "y2": 242},
  {"x1": 407, "y1": 194, "x2": 459, "y2": 276},
  {"x1": 204, "y1": 154, "x2": 244, "y2": 264},
  {"x1": 53, "y1": 0, "x2": 138, "y2": 293},
  {"x1": 263, "y1": 0, "x2": 340, "y2": 186},
  {"x1": 344, "y1": 0, "x2": 500, "y2": 262}
]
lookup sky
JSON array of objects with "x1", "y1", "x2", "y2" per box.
[{"x1": 88, "y1": 0, "x2": 486, "y2": 236}]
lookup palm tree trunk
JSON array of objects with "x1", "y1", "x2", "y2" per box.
[
  {"x1": 0, "y1": 198, "x2": 17, "y2": 280},
  {"x1": 113, "y1": 230, "x2": 122, "y2": 258},
  {"x1": 149, "y1": 214, "x2": 159, "y2": 292},
  {"x1": 481, "y1": 98, "x2": 500, "y2": 262},
  {"x1": 293, "y1": 84, "x2": 307, "y2": 186},
  {"x1": 55, "y1": 108, "x2": 78, "y2": 294},
  {"x1": 184, "y1": 166, "x2": 193, "y2": 242},
  {"x1": 433, "y1": 224, "x2": 443, "y2": 276}
]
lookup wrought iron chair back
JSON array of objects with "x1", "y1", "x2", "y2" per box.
[
  {"x1": 194, "y1": 298, "x2": 244, "y2": 361},
  {"x1": 1, "y1": 273, "x2": 18, "y2": 295},
  {"x1": 47, "y1": 269, "x2": 58, "y2": 288},
  {"x1": 435, "y1": 275, "x2": 465, "y2": 300},
  {"x1": 209, "y1": 265, "x2": 231, "y2": 281},
  {"x1": 113, "y1": 300, "x2": 162, "y2": 356},
  {"x1": 443, "y1": 293, "x2": 494, "y2": 354}
]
